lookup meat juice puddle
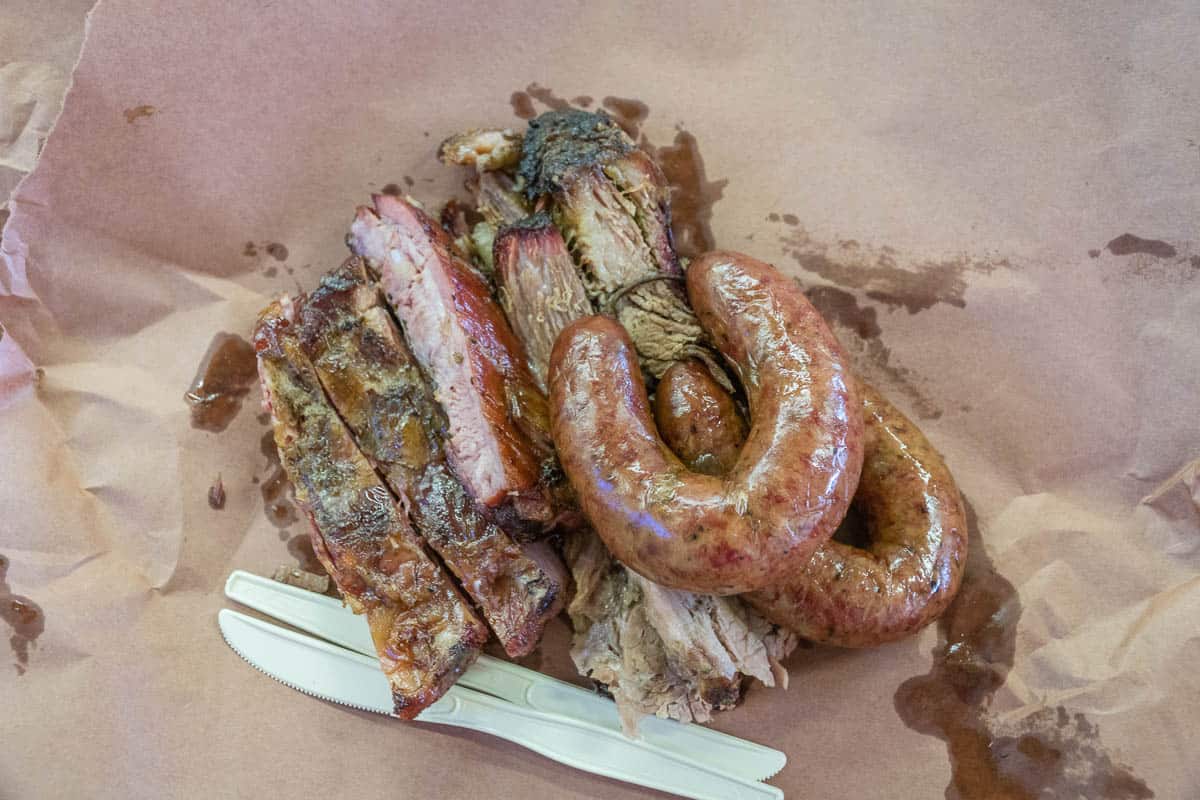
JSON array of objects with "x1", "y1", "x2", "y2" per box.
[
  {"x1": 893, "y1": 502, "x2": 1152, "y2": 798},
  {"x1": 185, "y1": 332, "x2": 258, "y2": 432},
  {"x1": 0, "y1": 554, "x2": 45, "y2": 676},
  {"x1": 185, "y1": 332, "x2": 300, "y2": 539}
]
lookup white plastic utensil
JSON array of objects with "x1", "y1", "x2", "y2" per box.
[
  {"x1": 219, "y1": 607, "x2": 784, "y2": 800},
  {"x1": 223, "y1": 569, "x2": 787, "y2": 781}
]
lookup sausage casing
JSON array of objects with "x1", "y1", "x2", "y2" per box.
[
  {"x1": 744, "y1": 383, "x2": 967, "y2": 646},
  {"x1": 549, "y1": 251, "x2": 863, "y2": 595}
]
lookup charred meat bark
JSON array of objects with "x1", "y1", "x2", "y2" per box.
[
  {"x1": 493, "y1": 214, "x2": 594, "y2": 393},
  {"x1": 518, "y1": 110, "x2": 709, "y2": 380},
  {"x1": 294, "y1": 259, "x2": 566, "y2": 657},
  {"x1": 349, "y1": 194, "x2": 558, "y2": 531},
  {"x1": 255, "y1": 300, "x2": 485, "y2": 717}
]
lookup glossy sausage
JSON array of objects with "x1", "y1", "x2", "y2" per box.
[
  {"x1": 744, "y1": 382, "x2": 967, "y2": 645},
  {"x1": 549, "y1": 251, "x2": 863, "y2": 595},
  {"x1": 653, "y1": 359, "x2": 747, "y2": 477},
  {"x1": 653, "y1": 362, "x2": 967, "y2": 646}
]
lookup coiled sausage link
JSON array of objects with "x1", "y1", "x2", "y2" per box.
[
  {"x1": 653, "y1": 361, "x2": 967, "y2": 646},
  {"x1": 549, "y1": 251, "x2": 864, "y2": 595}
]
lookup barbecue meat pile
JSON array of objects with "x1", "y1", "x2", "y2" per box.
[{"x1": 256, "y1": 109, "x2": 795, "y2": 729}]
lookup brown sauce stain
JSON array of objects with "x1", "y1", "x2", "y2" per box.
[
  {"x1": 380, "y1": 182, "x2": 403, "y2": 196},
  {"x1": 208, "y1": 475, "x2": 226, "y2": 510},
  {"x1": 1088, "y1": 249, "x2": 1102, "y2": 259},
  {"x1": 894, "y1": 502, "x2": 1152, "y2": 799},
  {"x1": 260, "y1": 430, "x2": 298, "y2": 528},
  {"x1": 572, "y1": 95, "x2": 593, "y2": 108},
  {"x1": 1106, "y1": 233, "x2": 1177, "y2": 259},
  {"x1": 403, "y1": 175, "x2": 415, "y2": 187},
  {"x1": 0, "y1": 554, "x2": 45, "y2": 676},
  {"x1": 767, "y1": 213, "x2": 780, "y2": 222},
  {"x1": 265, "y1": 242, "x2": 289, "y2": 262},
  {"x1": 804, "y1": 285, "x2": 882, "y2": 340},
  {"x1": 601, "y1": 96, "x2": 650, "y2": 139},
  {"x1": 524, "y1": 83, "x2": 571, "y2": 112},
  {"x1": 184, "y1": 333, "x2": 258, "y2": 432},
  {"x1": 242, "y1": 241, "x2": 258, "y2": 257},
  {"x1": 776, "y1": 225, "x2": 1009, "y2": 314},
  {"x1": 648, "y1": 130, "x2": 728, "y2": 259},
  {"x1": 263, "y1": 266, "x2": 278, "y2": 278},
  {"x1": 123, "y1": 104, "x2": 156, "y2": 124},
  {"x1": 781, "y1": 213, "x2": 799, "y2": 226},
  {"x1": 510, "y1": 91, "x2": 537, "y2": 119},
  {"x1": 803, "y1": 283, "x2": 942, "y2": 420},
  {"x1": 287, "y1": 533, "x2": 323, "y2": 574}
]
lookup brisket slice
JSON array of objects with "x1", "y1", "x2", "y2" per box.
[
  {"x1": 519, "y1": 110, "x2": 710, "y2": 380},
  {"x1": 493, "y1": 214, "x2": 594, "y2": 393},
  {"x1": 294, "y1": 259, "x2": 565, "y2": 657},
  {"x1": 349, "y1": 194, "x2": 557, "y2": 531},
  {"x1": 254, "y1": 299, "x2": 485, "y2": 717}
]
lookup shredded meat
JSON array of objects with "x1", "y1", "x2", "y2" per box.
[
  {"x1": 438, "y1": 128, "x2": 523, "y2": 173},
  {"x1": 564, "y1": 529, "x2": 795, "y2": 734}
]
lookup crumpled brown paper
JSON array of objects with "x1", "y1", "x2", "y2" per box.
[{"x1": 2, "y1": 2, "x2": 1197, "y2": 797}]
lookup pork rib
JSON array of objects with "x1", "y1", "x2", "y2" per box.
[
  {"x1": 254, "y1": 300, "x2": 485, "y2": 717},
  {"x1": 349, "y1": 194, "x2": 557, "y2": 532},
  {"x1": 294, "y1": 259, "x2": 565, "y2": 657}
]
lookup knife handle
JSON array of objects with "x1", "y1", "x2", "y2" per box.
[{"x1": 424, "y1": 686, "x2": 783, "y2": 800}]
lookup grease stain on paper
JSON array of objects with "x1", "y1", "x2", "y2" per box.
[
  {"x1": 1106, "y1": 233, "x2": 1177, "y2": 259},
  {"x1": 648, "y1": 130, "x2": 727, "y2": 258},
  {"x1": 0, "y1": 555, "x2": 45, "y2": 676},
  {"x1": 264, "y1": 242, "x2": 289, "y2": 262},
  {"x1": 208, "y1": 475, "x2": 226, "y2": 510},
  {"x1": 802, "y1": 283, "x2": 943, "y2": 420},
  {"x1": 601, "y1": 96, "x2": 650, "y2": 139},
  {"x1": 123, "y1": 104, "x2": 156, "y2": 124},
  {"x1": 185, "y1": 333, "x2": 258, "y2": 432},
  {"x1": 287, "y1": 533, "x2": 323, "y2": 574},
  {"x1": 894, "y1": 503, "x2": 1152, "y2": 799},
  {"x1": 1091, "y1": 234, "x2": 1198, "y2": 284},
  {"x1": 774, "y1": 222, "x2": 1010, "y2": 314}
]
